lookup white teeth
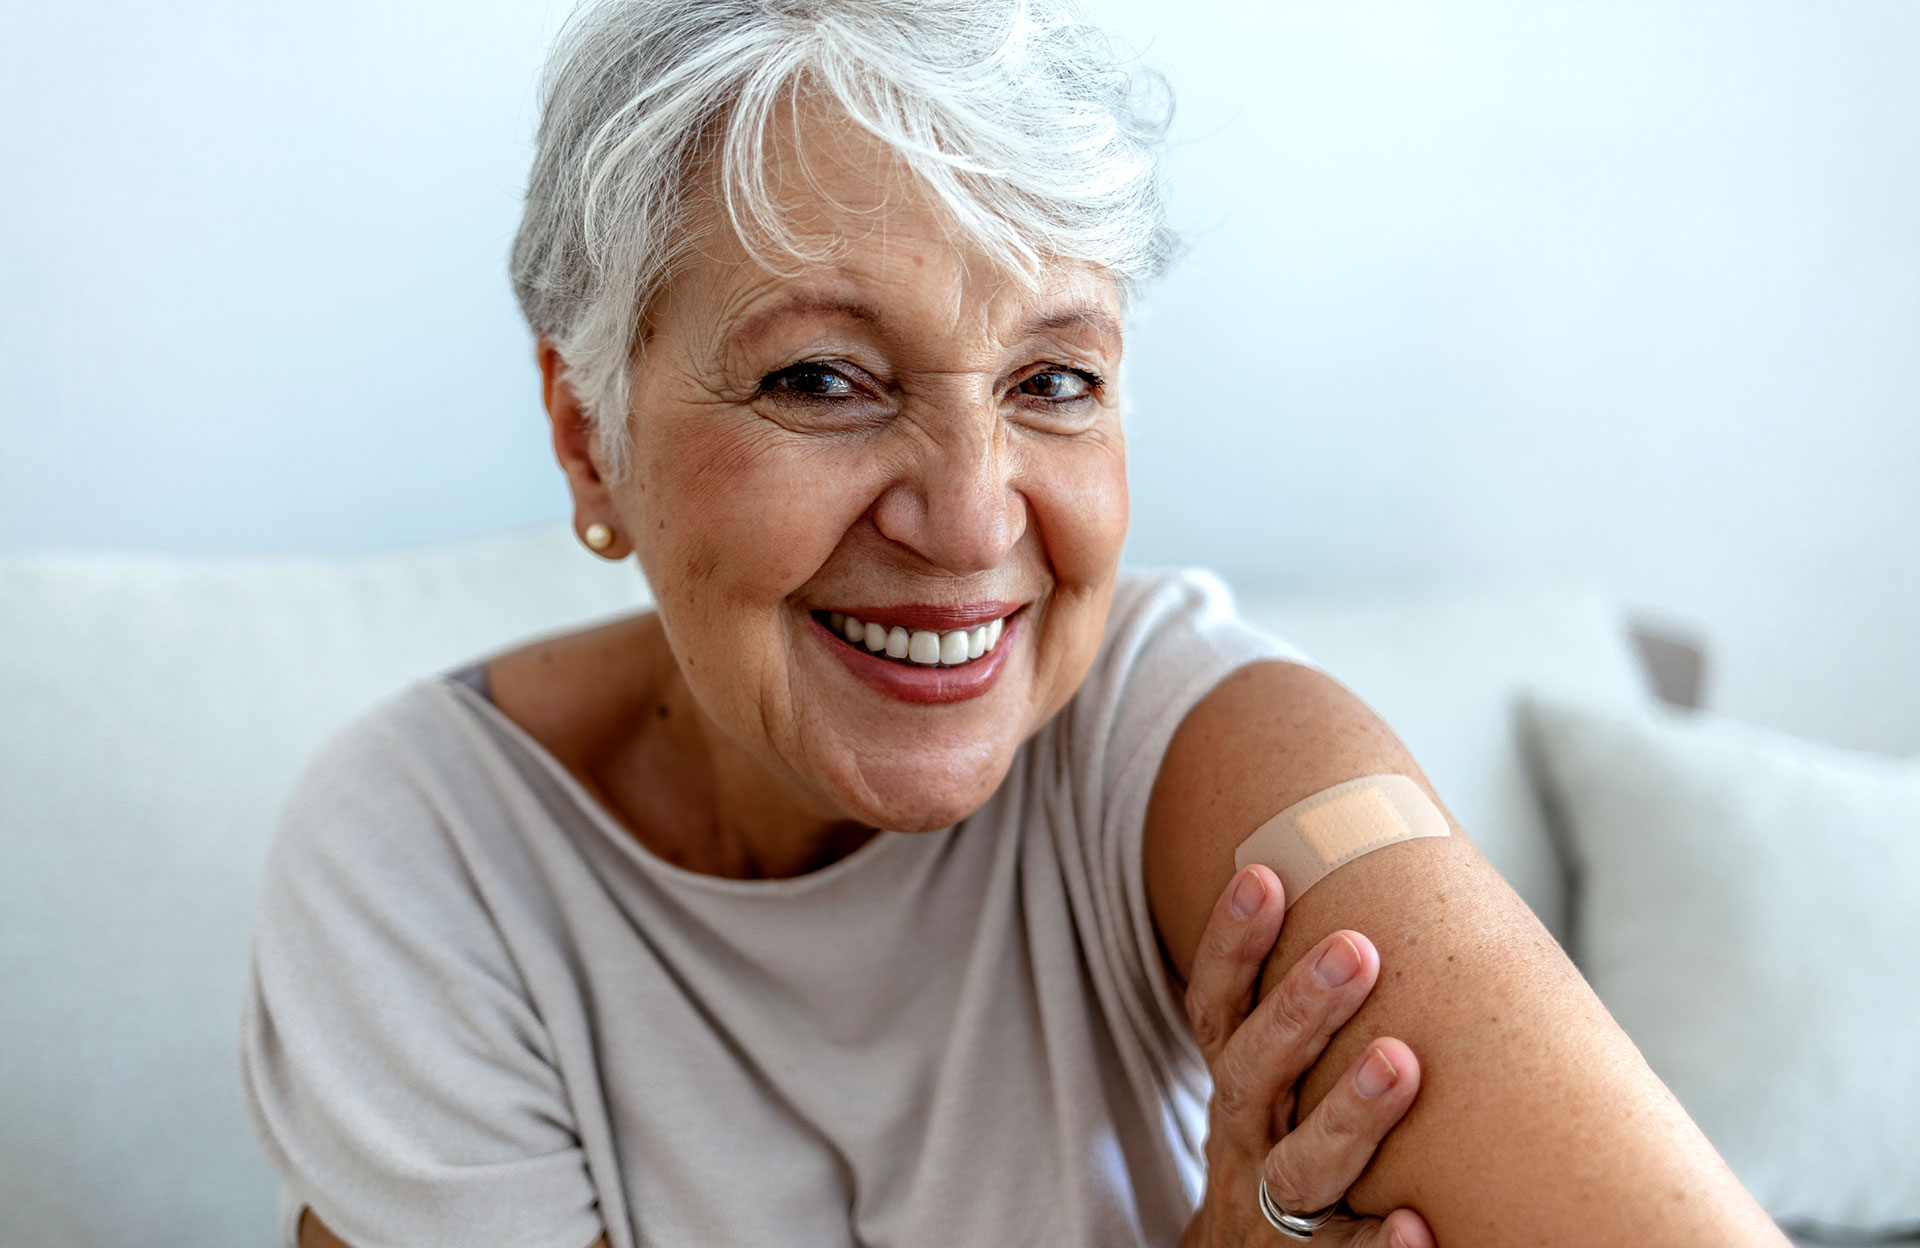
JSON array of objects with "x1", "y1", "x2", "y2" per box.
[
  {"x1": 939, "y1": 630, "x2": 969, "y2": 665},
  {"x1": 828, "y1": 611, "x2": 1012, "y2": 667}
]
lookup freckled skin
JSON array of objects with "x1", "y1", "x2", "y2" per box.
[{"x1": 1147, "y1": 661, "x2": 1791, "y2": 1248}]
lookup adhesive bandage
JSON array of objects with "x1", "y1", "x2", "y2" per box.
[{"x1": 1233, "y1": 774, "x2": 1450, "y2": 909}]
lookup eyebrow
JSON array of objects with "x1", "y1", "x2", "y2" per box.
[
  {"x1": 727, "y1": 294, "x2": 1121, "y2": 349},
  {"x1": 729, "y1": 295, "x2": 888, "y2": 347},
  {"x1": 1021, "y1": 305, "x2": 1123, "y2": 346}
]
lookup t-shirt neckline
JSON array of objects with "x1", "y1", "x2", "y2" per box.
[{"x1": 436, "y1": 675, "x2": 935, "y2": 899}]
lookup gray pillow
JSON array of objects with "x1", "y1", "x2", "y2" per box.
[{"x1": 1521, "y1": 696, "x2": 1920, "y2": 1239}]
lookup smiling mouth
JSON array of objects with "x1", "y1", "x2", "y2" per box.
[{"x1": 811, "y1": 608, "x2": 1016, "y2": 668}]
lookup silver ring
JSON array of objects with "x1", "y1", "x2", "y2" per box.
[{"x1": 1257, "y1": 1176, "x2": 1338, "y2": 1241}]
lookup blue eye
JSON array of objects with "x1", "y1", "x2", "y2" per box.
[
  {"x1": 1017, "y1": 368, "x2": 1101, "y2": 401},
  {"x1": 763, "y1": 363, "x2": 856, "y2": 398}
]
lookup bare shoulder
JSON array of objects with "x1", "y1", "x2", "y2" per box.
[
  {"x1": 482, "y1": 610, "x2": 666, "y2": 770},
  {"x1": 1141, "y1": 660, "x2": 1782, "y2": 1246},
  {"x1": 480, "y1": 610, "x2": 720, "y2": 864},
  {"x1": 1144, "y1": 658, "x2": 1517, "y2": 985}
]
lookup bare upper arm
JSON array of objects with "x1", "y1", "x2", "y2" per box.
[
  {"x1": 1144, "y1": 659, "x2": 1784, "y2": 1248},
  {"x1": 297, "y1": 1207, "x2": 608, "y2": 1248}
]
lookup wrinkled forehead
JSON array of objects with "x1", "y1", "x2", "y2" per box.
[{"x1": 655, "y1": 94, "x2": 1123, "y2": 354}]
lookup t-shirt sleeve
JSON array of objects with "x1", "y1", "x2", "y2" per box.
[
  {"x1": 1062, "y1": 570, "x2": 1311, "y2": 1067},
  {"x1": 238, "y1": 696, "x2": 604, "y2": 1248}
]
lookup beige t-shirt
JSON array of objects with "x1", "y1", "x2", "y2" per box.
[{"x1": 239, "y1": 570, "x2": 1300, "y2": 1248}]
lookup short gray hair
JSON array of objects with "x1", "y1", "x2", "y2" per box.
[{"x1": 509, "y1": 0, "x2": 1177, "y2": 474}]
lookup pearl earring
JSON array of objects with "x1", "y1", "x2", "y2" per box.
[{"x1": 583, "y1": 522, "x2": 614, "y2": 552}]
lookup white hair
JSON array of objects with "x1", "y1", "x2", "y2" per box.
[{"x1": 509, "y1": 0, "x2": 1177, "y2": 475}]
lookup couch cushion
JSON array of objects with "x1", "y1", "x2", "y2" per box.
[
  {"x1": 0, "y1": 527, "x2": 648, "y2": 1247},
  {"x1": 1236, "y1": 583, "x2": 1651, "y2": 943},
  {"x1": 1523, "y1": 696, "x2": 1920, "y2": 1238}
]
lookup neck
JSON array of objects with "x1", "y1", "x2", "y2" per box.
[
  {"x1": 699, "y1": 734, "x2": 881, "y2": 878},
  {"x1": 600, "y1": 621, "x2": 878, "y2": 880}
]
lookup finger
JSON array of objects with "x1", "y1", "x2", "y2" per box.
[
  {"x1": 1182, "y1": 864, "x2": 1286, "y2": 1066},
  {"x1": 1209, "y1": 929, "x2": 1380, "y2": 1146},
  {"x1": 1260, "y1": 1038, "x2": 1421, "y2": 1220},
  {"x1": 1315, "y1": 1207, "x2": 1436, "y2": 1248}
]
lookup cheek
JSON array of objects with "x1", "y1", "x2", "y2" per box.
[
  {"x1": 632, "y1": 418, "x2": 878, "y2": 607},
  {"x1": 1028, "y1": 435, "x2": 1129, "y2": 588},
  {"x1": 1022, "y1": 434, "x2": 1128, "y2": 717}
]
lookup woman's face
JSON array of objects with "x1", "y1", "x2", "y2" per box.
[{"x1": 586, "y1": 112, "x2": 1129, "y2": 834}]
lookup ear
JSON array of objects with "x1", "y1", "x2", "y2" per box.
[{"x1": 539, "y1": 338, "x2": 633, "y2": 559}]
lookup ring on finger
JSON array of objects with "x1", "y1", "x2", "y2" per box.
[{"x1": 1257, "y1": 1177, "x2": 1339, "y2": 1241}]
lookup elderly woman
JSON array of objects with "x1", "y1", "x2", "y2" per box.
[{"x1": 240, "y1": 1, "x2": 1788, "y2": 1246}]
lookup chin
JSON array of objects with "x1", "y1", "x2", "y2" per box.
[{"x1": 827, "y1": 743, "x2": 1021, "y2": 835}]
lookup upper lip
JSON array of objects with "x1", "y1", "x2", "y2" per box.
[{"x1": 815, "y1": 601, "x2": 1023, "y2": 632}]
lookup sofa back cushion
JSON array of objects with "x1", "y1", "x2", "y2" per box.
[
  {"x1": 0, "y1": 527, "x2": 647, "y2": 1247},
  {"x1": 1522, "y1": 695, "x2": 1920, "y2": 1237}
]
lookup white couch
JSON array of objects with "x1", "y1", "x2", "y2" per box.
[{"x1": 0, "y1": 527, "x2": 1896, "y2": 1246}]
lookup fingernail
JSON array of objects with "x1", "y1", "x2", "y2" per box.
[
  {"x1": 1355, "y1": 1046, "x2": 1399, "y2": 1098},
  {"x1": 1313, "y1": 934, "x2": 1361, "y2": 988},
  {"x1": 1228, "y1": 870, "x2": 1264, "y2": 920}
]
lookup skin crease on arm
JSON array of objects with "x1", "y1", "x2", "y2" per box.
[{"x1": 1144, "y1": 660, "x2": 1790, "y2": 1248}]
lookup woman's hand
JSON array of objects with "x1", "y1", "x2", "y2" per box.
[{"x1": 1178, "y1": 865, "x2": 1432, "y2": 1248}]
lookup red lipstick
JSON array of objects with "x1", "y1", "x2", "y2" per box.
[{"x1": 808, "y1": 608, "x2": 1022, "y2": 705}]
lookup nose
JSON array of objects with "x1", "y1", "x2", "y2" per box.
[{"x1": 870, "y1": 403, "x2": 1026, "y2": 574}]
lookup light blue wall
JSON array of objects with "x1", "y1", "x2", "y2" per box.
[
  {"x1": 0, "y1": 0, "x2": 573, "y2": 554},
  {"x1": 1095, "y1": 0, "x2": 1920, "y2": 756},
  {"x1": 3, "y1": 1, "x2": 1916, "y2": 754}
]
